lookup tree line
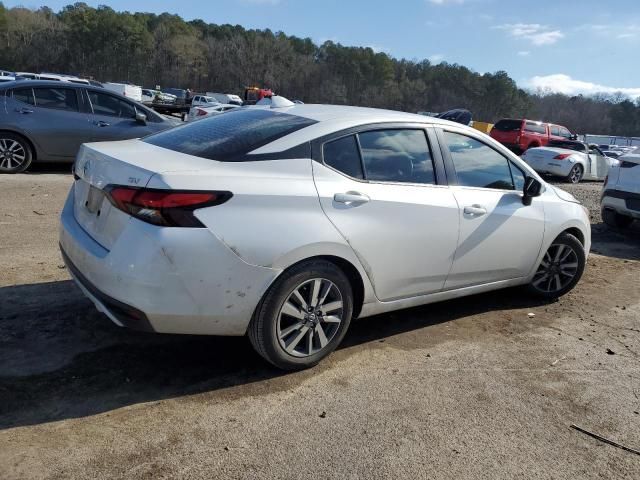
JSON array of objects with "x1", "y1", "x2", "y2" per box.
[{"x1": 1, "y1": 2, "x2": 639, "y2": 136}]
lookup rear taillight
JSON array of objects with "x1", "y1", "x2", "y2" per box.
[
  {"x1": 104, "y1": 186, "x2": 232, "y2": 227},
  {"x1": 196, "y1": 108, "x2": 208, "y2": 116},
  {"x1": 554, "y1": 153, "x2": 572, "y2": 160}
]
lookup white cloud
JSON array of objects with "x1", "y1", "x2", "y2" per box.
[
  {"x1": 427, "y1": 0, "x2": 465, "y2": 4},
  {"x1": 428, "y1": 53, "x2": 445, "y2": 63},
  {"x1": 525, "y1": 74, "x2": 640, "y2": 98},
  {"x1": 240, "y1": 0, "x2": 281, "y2": 4},
  {"x1": 494, "y1": 23, "x2": 564, "y2": 46},
  {"x1": 517, "y1": 51, "x2": 530, "y2": 56}
]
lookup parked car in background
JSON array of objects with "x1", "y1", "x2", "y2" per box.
[
  {"x1": 186, "y1": 103, "x2": 240, "y2": 121},
  {"x1": 0, "y1": 80, "x2": 173, "y2": 173},
  {"x1": 103, "y1": 82, "x2": 142, "y2": 102},
  {"x1": 603, "y1": 150, "x2": 621, "y2": 159},
  {"x1": 142, "y1": 89, "x2": 176, "y2": 105},
  {"x1": 490, "y1": 119, "x2": 575, "y2": 153},
  {"x1": 0, "y1": 73, "x2": 15, "y2": 83},
  {"x1": 206, "y1": 92, "x2": 243, "y2": 105},
  {"x1": 191, "y1": 95, "x2": 218, "y2": 107},
  {"x1": 521, "y1": 140, "x2": 610, "y2": 183},
  {"x1": 60, "y1": 104, "x2": 590, "y2": 370},
  {"x1": 601, "y1": 153, "x2": 640, "y2": 228}
]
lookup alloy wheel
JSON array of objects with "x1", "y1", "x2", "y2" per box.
[
  {"x1": 276, "y1": 278, "x2": 344, "y2": 358},
  {"x1": 531, "y1": 243, "x2": 579, "y2": 293},
  {"x1": 0, "y1": 138, "x2": 27, "y2": 170},
  {"x1": 569, "y1": 165, "x2": 582, "y2": 184}
]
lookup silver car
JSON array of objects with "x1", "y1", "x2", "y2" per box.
[{"x1": 0, "y1": 80, "x2": 173, "y2": 173}]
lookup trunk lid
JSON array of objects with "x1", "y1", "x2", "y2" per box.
[{"x1": 72, "y1": 139, "x2": 218, "y2": 250}]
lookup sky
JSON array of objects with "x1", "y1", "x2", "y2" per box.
[{"x1": 5, "y1": 0, "x2": 640, "y2": 97}]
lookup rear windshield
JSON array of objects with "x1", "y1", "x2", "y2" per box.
[
  {"x1": 144, "y1": 108, "x2": 316, "y2": 161},
  {"x1": 493, "y1": 119, "x2": 522, "y2": 132},
  {"x1": 548, "y1": 140, "x2": 585, "y2": 152},
  {"x1": 162, "y1": 88, "x2": 186, "y2": 98}
]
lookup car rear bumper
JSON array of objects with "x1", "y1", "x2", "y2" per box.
[
  {"x1": 59, "y1": 187, "x2": 281, "y2": 335},
  {"x1": 525, "y1": 159, "x2": 573, "y2": 177},
  {"x1": 601, "y1": 189, "x2": 640, "y2": 219}
]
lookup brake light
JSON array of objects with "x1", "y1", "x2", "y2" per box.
[
  {"x1": 554, "y1": 153, "x2": 572, "y2": 160},
  {"x1": 196, "y1": 108, "x2": 208, "y2": 116},
  {"x1": 104, "y1": 186, "x2": 232, "y2": 227}
]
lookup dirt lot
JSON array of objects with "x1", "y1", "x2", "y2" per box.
[{"x1": 1, "y1": 170, "x2": 639, "y2": 479}]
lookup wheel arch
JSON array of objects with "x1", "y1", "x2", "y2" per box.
[{"x1": 0, "y1": 129, "x2": 38, "y2": 161}]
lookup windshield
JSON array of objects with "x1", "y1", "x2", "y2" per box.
[
  {"x1": 144, "y1": 108, "x2": 316, "y2": 161},
  {"x1": 548, "y1": 140, "x2": 586, "y2": 152}
]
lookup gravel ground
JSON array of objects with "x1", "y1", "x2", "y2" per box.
[{"x1": 1, "y1": 170, "x2": 639, "y2": 480}]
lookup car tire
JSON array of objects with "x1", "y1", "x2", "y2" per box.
[
  {"x1": 0, "y1": 133, "x2": 33, "y2": 174},
  {"x1": 566, "y1": 164, "x2": 583, "y2": 184},
  {"x1": 248, "y1": 259, "x2": 354, "y2": 370},
  {"x1": 526, "y1": 233, "x2": 586, "y2": 299},
  {"x1": 602, "y1": 207, "x2": 634, "y2": 229}
]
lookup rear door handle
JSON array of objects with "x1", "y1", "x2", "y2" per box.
[
  {"x1": 94, "y1": 120, "x2": 110, "y2": 127},
  {"x1": 334, "y1": 192, "x2": 370, "y2": 205},
  {"x1": 15, "y1": 107, "x2": 33, "y2": 114},
  {"x1": 463, "y1": 205, "x2": 487, "y2": 216}
]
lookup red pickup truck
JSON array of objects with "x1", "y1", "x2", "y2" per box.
[{"x1": 490, "y1": 119, "x2": 575, "y2": 153}]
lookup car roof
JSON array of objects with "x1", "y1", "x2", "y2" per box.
[
  {"x1": 264, "y1": 103, "x2": 455, "y2": 126},
  {"x1": 0, "y1": 79, "x2": 91, "y2": 89}
]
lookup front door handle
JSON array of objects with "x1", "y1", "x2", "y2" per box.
[
  {"x1": 334, "y1": 192, "x2": 370, "y2": 205},
  {"x1": 15, "y1": 107, "x2": 33, "y2": 114},
  {"x1": 94, "y1": 120, "x2": 110, "y2": 127},
  {"x1": 463, "y1": 205, "x2": 487, "y2": 216}
]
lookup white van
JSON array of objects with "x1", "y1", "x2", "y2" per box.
[
  {"x1": 206, "y1": 92, "x2": 243, "y2": 105},
  {"x1": 103, "y1": 82, "x2": 143, "y2": 102}
]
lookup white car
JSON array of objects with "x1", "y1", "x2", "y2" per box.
[
  {"x1": 601, "y1": 153, "x2": 640, "y2": 228},
  {"x1": 191, "y1": 95, "x2": 219, "y2": 107},
  {"x1": 206, "y1": 92, "x2": 243, "y2": 105},
  {"x1": 59, "y1": 104, "x2": 590, "y2": 370},
  {"x1": 521, "y1": 140, "x2": 611, "y2": 183},
  {"x1": 142, "y1": 89, "x2": 176, "y2": 104},
  {"x1": 186, "y1": 103, "x2": 240, "y2": 121}
]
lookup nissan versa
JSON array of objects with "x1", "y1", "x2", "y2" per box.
[{"x1": 59, "y1": 103, "x2": 590, "y2": 370}]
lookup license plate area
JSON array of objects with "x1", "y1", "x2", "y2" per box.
[{"x1": 85, "y1": 185, "x2": 105, "y2": 214}]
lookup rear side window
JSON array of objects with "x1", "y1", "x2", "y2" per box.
[
  {"x1": 359, "y1": 129, "x2": 435, "y2": 184},
  {"x1": 323, "y1": 135, "x2": 364, "y2": 179},
  {"x1": 493, "y1": 119, "x2": 522, "y2": 132},
  {"x1": 444, "y1": 131, "x2": 515, "y2": 190},
  {"x1": 12, "y1": 88, "x2": 35, "y2": 105},
  {"x1": 558, "y1": 127, "x2": 572, "y2": 138},
  {"x1": 524, "y1": 121, "x2": 546, "y2": 134},
  {"x1": 550, "y1": 126, "x2": 560, "y2": 136},
  {"x1": 144, "y1": 109, "x2": 316, "y2": 161},
  {"x1": 33, "y1": 87, "x2": 79, "y2": 112}
]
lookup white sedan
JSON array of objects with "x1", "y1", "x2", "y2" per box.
[
  {"x1": 60, "y1": 104, "x2": 590, "y2": 370},
  {"x1": 186, "y1": 103, "x2": 240, "y2": 121},
  {"x1": 521, "y1": 140, "x2": 612, "y2": 183}
]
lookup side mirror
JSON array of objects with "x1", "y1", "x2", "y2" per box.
[
  {"x1": 135, "y1": 111, "x2": 147, "y2": 125},
  {"x1": 523, "y1": 176, "x2": 542, "y2": 206}
]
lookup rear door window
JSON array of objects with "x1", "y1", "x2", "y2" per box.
[
  {"x1": 144, "y1": 109, "x2": 316, "y2": 161},
  {"x1": 558, "y1": 127, "x2": 572, "y2": 138},
  {"x1": 444, "y1": 131, "x2": 515, "y2": 190},
  {"x1": 358, "y1": 129, "x2": 435, "y2": 184},
  {"x1": 524, "y1": 121, "x2": 546, "y2": 134},
  {"x1": 12, "y1": 87, "x2": 35, "y2": 105},
  {"x1": 550, "y1": 126, "x2": 560, "y2": 136},
  {"x1": 33, "y1": 87, "x2": 79, "y2": 112},
  {"x1": 323, "y1": 135, "x2": 364, "y2": 179}
]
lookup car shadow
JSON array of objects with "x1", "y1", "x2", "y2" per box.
[
  {"x1": 590, "y1": 223, "x2": 640, "y2": 261},
  {"x1": 0, "y1": 279, "x2": 553, "y2": 430}
]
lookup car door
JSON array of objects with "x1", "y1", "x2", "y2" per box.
[
  {"x1": 437, "y1": 128, "x2": 545, "y2": 289},
  {"x1": 86, "y1": 89, "x2": 155, "y2": 142},
  {"x1": 6, "y1": 86, "x2": 92, "y2": 160},
  {"x1": 312, "y1": 126, "x2": 460, "y2": 301},
  {"x1": 588, "y1": 146, "x2": 608, "y2": 179}
]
